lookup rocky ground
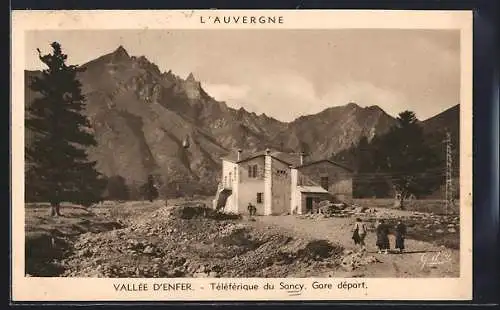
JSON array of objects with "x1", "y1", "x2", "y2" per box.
[
  {"x1": 258, "y1": 201, "x2": 460, "y2": 278},
  {"x1": 25, "y1": 198, "x2": 459, "y2": 278},
  {"x1": 313, "y1": 200, "x2": 460, "y2": 249}
]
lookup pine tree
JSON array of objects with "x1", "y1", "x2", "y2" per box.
[
  {"x1": 381, "y1": 111, "x2": 442, "y2": 209},
  {"x1": 105, "y1": 175, "x2": 130, "y2": 201},
  {"x1": 26, "y1": 42, "x2": 106, "y2": 216}
]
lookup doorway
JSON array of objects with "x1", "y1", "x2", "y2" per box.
[{"x1": 306, "y1": 197, "x2": 314, "y2": 213}]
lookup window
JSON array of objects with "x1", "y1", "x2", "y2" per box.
[
  {"x1": 224, "y1": 176, "x2": 227, "y2": 187},
  {"x1": 257, "y1": 192, "x2": 263, "y2": 203},
  {"x1": 229, "y1": 172, "x2": 232, "y2": 184},
  {"x1": 321, "y1": 176, "x2": 329, "y2": 190},
  {"x1": 248, "y1": 164, "x2": 258, "y2": 178}
]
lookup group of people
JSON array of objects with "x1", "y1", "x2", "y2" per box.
[{"x1": 352, "y1": 218, "x2": 407, "y2": 254}]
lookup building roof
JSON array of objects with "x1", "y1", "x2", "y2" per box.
[
  {"x1": 222, "y1": 149, "x2": 302, "y2": 166},
  {"x1": 297, "y1": 186, "x2": 330, "y2": 194},
  {"x1": 295, "y1": 159, "x2": 354, "y2": 172},
  {"x1": 222, "y1": 149, "x2": 353, "y2": 172}
]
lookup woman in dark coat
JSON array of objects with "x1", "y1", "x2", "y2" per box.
[
  {"x1": 376, "y1": 219, "x2": 390, "y2": 254},
  {"x1": 352, "y1": 218, "x2": 367, "y2": 250},
  {"x1": 395, "y1": 220, "x2": 407, "y2": 253}
]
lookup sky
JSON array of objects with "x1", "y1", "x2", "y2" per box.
[{"x1": 25, "y1": 29, "x2": 460, "y2": 122}]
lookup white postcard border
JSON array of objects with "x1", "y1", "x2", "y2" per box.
[{"x1": 11, "y1": 9, "x2": 473, "y2": 301}]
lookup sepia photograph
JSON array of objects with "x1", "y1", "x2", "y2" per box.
[
  {"x1": 12, "y1": 10, "x2": 473, "y2": 301},
  {"x1": 23, "y1": 28, "x2": 462, "y2": 279}
]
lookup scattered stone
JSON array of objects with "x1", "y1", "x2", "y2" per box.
[
  {"x1": 46, "y1": 203, "x2": 420, "y2": 278},
  {"x1": 208, "y1": 271, "x2": 218, "y2": 277},
  {"x1": 193, "y1": 272, "x2": 208, "y2": 278},
  {"x1": 343, "y1": 249, "x2": 353, "y2": 256}
]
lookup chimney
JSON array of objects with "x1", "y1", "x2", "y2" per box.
[
  {"x1": 264, "y1": 148, "x2": 272, "y2": 215},
  {"x1": 300, "y1": 152, "x2": 305, "y2": 165},
  {"x1": 237, "y1": 149, "x2": 242, "y2": 161}
]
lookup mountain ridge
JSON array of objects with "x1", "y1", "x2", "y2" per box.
[{"x1": 24, "y1": 45, "x2": 459, "y2": 198}]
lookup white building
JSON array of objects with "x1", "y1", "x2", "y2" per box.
[{"x1": 213, "y1": 148, "x2": 353, "y2": 215}]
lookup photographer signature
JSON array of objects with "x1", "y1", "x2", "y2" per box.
[{"x1": 420, "y1": 251, "x2": 453, "y2": 270}]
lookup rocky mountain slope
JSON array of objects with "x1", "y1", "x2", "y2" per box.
[
  {"x1": 282, "y1": 102, "x2": 397, "y2": 159},
  {"x1": 421, "y1": 104, "x2": 460, "y2": 174},
  {"x1": 422, "y1": 104, "x2": 460, "y2": 149},
  {"x1": 24, "y1": 46, "x2": 457, "y2": 197}
]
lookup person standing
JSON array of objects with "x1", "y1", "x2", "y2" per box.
[
  {"x1": 395, "y1": 220, "x2": 407, "y2": 253},
  {"x1": 247, "y1": 202, "x2": 256, "y2": 216},
  {"x1": 376, "y1": 219, "x2": 390, "y2": 254},
  {"x1": 352, "y1": 218, "x2": 368, "y2": 250}
]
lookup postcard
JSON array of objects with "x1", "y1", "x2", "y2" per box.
[{"x1": 11, "y1": 9, "x2": 473, "y2": 301}]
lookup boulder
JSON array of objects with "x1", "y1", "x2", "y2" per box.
[{"x1": 143, "y1": 245, "x2": 155, "y2": 254}]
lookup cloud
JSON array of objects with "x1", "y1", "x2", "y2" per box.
[
  {"x1": 202, "y1": 83, "x2": 250, "y2": 102},
  {"x1": 202, "y1": 73, "x2": 409, "y2": 122},
  {"x1": 322, "y1": 82, "x2": 409, "y2": 117},
  {"x1": 241, "y1": 74, "x2": 322, "y2": 121},
  {"x1": 26, "y1": 30, "x2": 458, "y2": 122}
]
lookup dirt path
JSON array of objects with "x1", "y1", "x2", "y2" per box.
[{"x1": 251, "y1": 215, "x2": 460, "y2": 278}]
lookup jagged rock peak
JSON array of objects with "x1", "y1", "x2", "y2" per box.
[
  {"x1": 112, "y1": 45, "x2": 130, "y2": 58},
  {"x1": 235, "y1": 107, "x2": 247, "y2": 119},
  {"x1": 346, "y1": 102, "x2": 360, "y2": 109},
  {"x1": 186, "y1": 72, "x2": 197, "y2": 82},
  {"x1": 161, "y1": 69, "x2": 175, "y2": 79},
  {"x1": 366, "y1": 105, "x2": 384, "y2": 112}
]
